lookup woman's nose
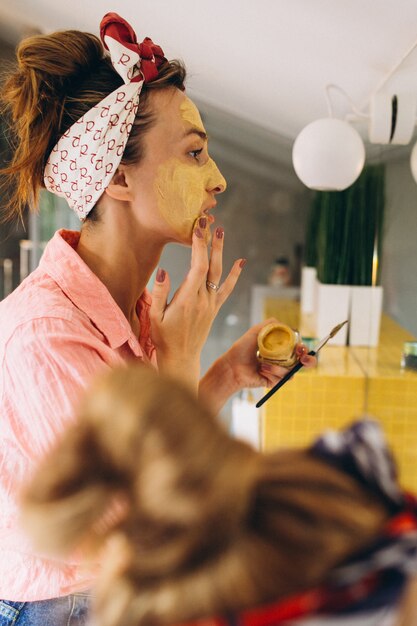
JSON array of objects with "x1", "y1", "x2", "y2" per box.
[{"x1": 207, "y1": 158, "x2": 227, "y2": 194}]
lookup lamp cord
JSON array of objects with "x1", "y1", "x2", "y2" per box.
[
  {"x1": 359, "y1": 36, "x2": 417, "y2": 112},
  {"x1": 325, "y1": 83, "x2": 369, "y2": 119},
  {"x1": 325, "y1": 35, "x2": 417, "y2": 119},
  {"x1": 326, "y1": 36, "x2": 417, "y2": 120}
]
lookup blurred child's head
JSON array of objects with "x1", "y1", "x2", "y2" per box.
[{"x1": 21, "y1": 364, "x2": 388, "y2": 626}]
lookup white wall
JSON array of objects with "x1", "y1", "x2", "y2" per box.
[{"x1": 383, "y1": 157, "x2": 417, "y2": 337}]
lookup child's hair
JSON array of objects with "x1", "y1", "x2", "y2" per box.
[
  {"x1": 21, "y1": 364, "x2": 389, "y2": 626},
  {"x1": 0, "y1": 29, "x2": 186, "y2": 222}
]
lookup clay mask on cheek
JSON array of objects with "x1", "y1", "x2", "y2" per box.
[
  {"x1": 154, "y1": 97, "x2": 225, "y2": 239},
  {"x1": 155, "y1": 158, "x2": 215, "y2": 238}
]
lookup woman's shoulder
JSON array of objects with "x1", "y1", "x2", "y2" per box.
[
  {"x1": 0, "y1": 269, "x2": 99, "y2": 354},
  {"x1": 0, "y1": 271, "x2": 77, "y2": 329}
]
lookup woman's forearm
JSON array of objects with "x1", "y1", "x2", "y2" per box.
[
  {"x1": 158, "y1": 356, "x2": 201, "y2": 395},
  {"x1": 199, "y1": 356, "x2": 239, "y2": 414}
]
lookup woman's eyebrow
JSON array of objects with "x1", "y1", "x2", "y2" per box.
[{"x1": 183, "y1": 128, "x2": 208, "y2": 141}]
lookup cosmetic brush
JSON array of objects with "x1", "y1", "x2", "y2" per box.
[{"x1": 255, "y1": 320, "x2": 348, "y2": 408}]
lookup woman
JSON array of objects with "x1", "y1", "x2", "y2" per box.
[
  {"x1": 0, "y1": 11, "x2": 314, "y2": 624},
  {"x1": 21, "y1": 364, "x2": 417, "y2": 626}
]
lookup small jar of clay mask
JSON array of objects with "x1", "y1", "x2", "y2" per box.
[{"x1": 257, "y1": 322, "x2": 301, "y2": 368}]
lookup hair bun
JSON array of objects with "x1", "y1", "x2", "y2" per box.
[
  {"x1": 0, "y1": 28, "x2": 121, "y2": 222},
  {"x1": 16, "y1": 30, "x2": 105, "y2": 79}
]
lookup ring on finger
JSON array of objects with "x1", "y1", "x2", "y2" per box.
[{"x1": 206, "y1": 280, "x2": 220, "y2": 292}]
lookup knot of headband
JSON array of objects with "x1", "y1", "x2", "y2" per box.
[
  {"x1": 44, "y1": 12, "x2": 167, "y2": 220},
  {"x1": 100, "y1": 13, "x2": 166, "y2": 83}
]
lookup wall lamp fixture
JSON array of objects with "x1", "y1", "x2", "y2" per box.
[{"x1": 292, "y1": 40, "x2": 417, "y2": 190}]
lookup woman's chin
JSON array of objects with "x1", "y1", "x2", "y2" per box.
[
  {"x1": 168, "y1": 229, "x2": 193, "y2": 246},
  {"x1": 166, "y1": 215, "x2": 212, "y2": 246}
]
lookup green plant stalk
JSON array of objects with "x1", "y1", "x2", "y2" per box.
[{"x1": 310, "y1": 164, "x2": 385, "y2": 286}]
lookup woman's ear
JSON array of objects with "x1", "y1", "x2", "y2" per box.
[{"x1": 105, "y1": 165, "x2": 132, "y2": 201}]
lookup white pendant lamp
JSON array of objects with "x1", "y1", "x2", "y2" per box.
[{"x1": 292, "y1": 118, "x2": 366, "y2": 191}]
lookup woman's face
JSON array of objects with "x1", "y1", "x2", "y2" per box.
[{"x1": 126, "y1": 88, "x2": 227, "y2": 243}]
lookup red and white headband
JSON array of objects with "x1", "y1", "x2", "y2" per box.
[{"x1": 44, "y1": 13, "x2": 167, "y2": 220}]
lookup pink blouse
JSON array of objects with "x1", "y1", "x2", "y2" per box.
[{"x1": 0, "y1": 229, "x2": 157, "y2": 601}]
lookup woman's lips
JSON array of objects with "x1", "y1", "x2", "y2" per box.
[
  {"x1": 202, "y1": 202, "x2": 217, "y2": 222},
  {"x1": 202, "y1": 201, "x2": 217, "y2": 214}
]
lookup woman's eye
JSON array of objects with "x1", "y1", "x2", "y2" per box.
[{"x1": 188, "y1": 148, "x2": 203, "y2": 160}]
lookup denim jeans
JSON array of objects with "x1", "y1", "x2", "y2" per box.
[{"x1": 0, "y1": 593, "x2": 92, "y2": 625}]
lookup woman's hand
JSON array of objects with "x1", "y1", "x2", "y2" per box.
[
  {"x1": 199, "y1": 318, "x2": 317, "y2": 413},
  {"x1": 150, "y1": 217, "x2": 246, "y2": 391}
]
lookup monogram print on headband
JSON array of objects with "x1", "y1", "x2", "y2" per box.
[
  {"x1": 43, "y1": 13, "x2": 152, "y2": 220},
  {"x1": 118, "y1": 52, "x2": 132, "y2": 67},
  {"x1": 44, "y1": 83, "x2": 141, "y2": 219}
]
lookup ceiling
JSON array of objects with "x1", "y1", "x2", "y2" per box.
[{"x1": 1, "y1": 0, "x2": 417, "y2": 168}]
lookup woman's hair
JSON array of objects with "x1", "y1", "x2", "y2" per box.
[
  {"x1": 21, "y1": 364, "x2": 390, "y2": 626},
  {"x1": 0, "y1": 29, "x2": 186, "y2": 223}
]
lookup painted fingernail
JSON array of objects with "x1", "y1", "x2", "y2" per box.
[
  {"x1": 195, "y1": 228, "x2": 204, "y2": 239},
  {"x1": 156, "y1": 268, "x2": 166, "y2": 283},
  {"x1": 199, "y1": 217, "x2": 207, "y2": 229},
  {"x1": 239, "y1": 258, "x2": 247, "y2": 268},
  {"x1": 216, "y1": 227, "x2": 224, "y2": 239}
]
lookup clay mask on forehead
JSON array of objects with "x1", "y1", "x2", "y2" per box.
[
  {"x1": 154, "y1": 98, "x2": 226, "y2": 239},
  {"x1": 179, "y1": 98, "x2": 204, "y2": 129}
]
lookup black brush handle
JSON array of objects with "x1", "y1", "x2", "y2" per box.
[{"x1": 255, "y1": 350, "x2": 316, "y2": 408}]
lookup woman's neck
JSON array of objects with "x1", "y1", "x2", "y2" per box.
[{"x1": 76, "y1": 211, "x2": 163, "y2": 333}]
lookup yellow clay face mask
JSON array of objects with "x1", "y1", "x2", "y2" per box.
[
  {"x1": 154, "y1": 98, "x2": 226, "y2": 239},
  {"x1": 179, "y1": 98, "x2": 204, "y2": 130},
  {"x1": 155, "y1": 158, "x2": 224, "y2": 238}
]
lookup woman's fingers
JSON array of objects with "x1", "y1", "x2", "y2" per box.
[
  {"x1": 258, "y1": 346, "x2": 318, "y2": 388},
  {"x1": 182, "y1": 218, "x2": 211, "y2": 296},
  {"x1": 149, "y1": 268, "x2": 171, "y2": 322},
  {"x1": 295, "y1": 344, "x2": 308, "y2": 358},
  {"x1": 216, "y1": 258, "x2": 246, "y2": 306},
  {"x1": 258, "y1": 362, "x2": 288, "y2": 382},
  {"x1": 295, "y1": 343, "x2": 317, "y2": 368},
  {"x1": 207, "y1": 226, "x2": 224, "y2": 288},
  {"x1": 300, "y1": 354, "x2": 317, "y2": 367},
  {"x1": 258, "y1": 367, "x2": 282, "y2": 388},
  {"x1": 178, "y1": 218, "x2": 246, "y2": 308}
]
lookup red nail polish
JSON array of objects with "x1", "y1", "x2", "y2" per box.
[
  {"x1": 216, "y1": 227, "x2": 224, "y2": 239},
  {"x1": 239, "y1": 258, "x2": 247, "y2": 268},
  {"x1": 195, "y1": 228, "x2": 203, "y2": 239},
  {"x1": 156, "y1": 268, "x2": 166, "y2": 283},
  {"x1": 199, "y1": 217, "x2": 207, "y2": 229}
]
